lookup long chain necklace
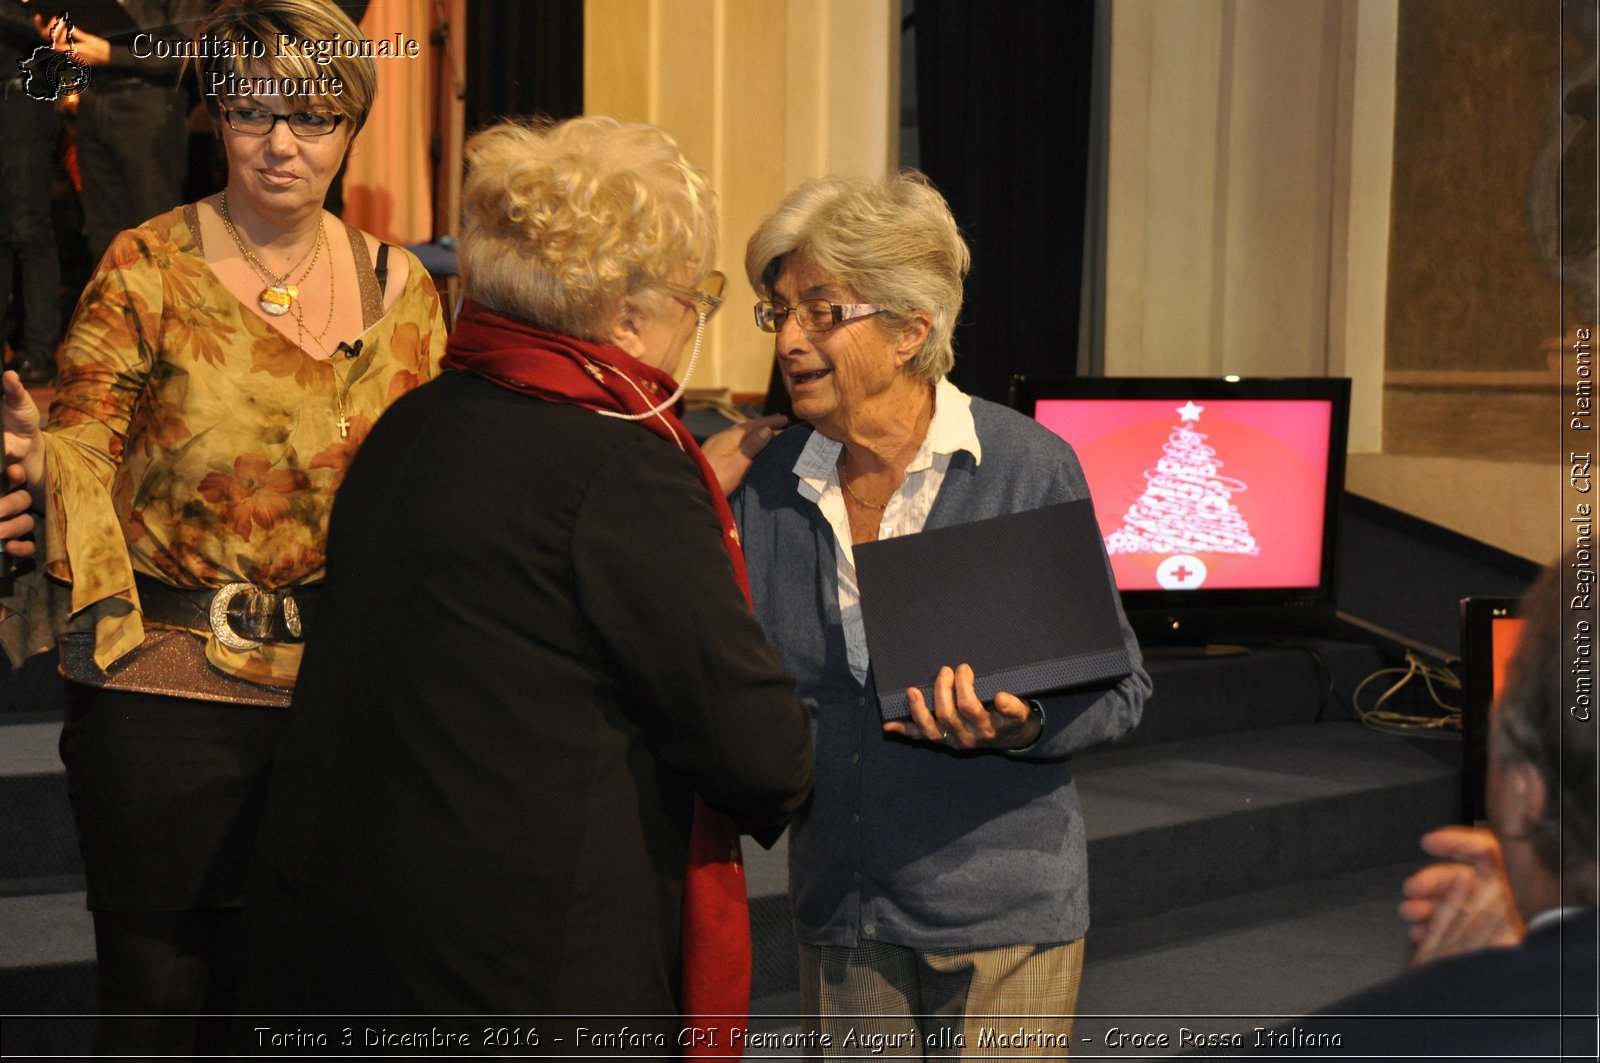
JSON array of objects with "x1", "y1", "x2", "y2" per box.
[
  {"x1": 218, "y1": 193, "x2": 353, "y2": 436},
  {"x1": 330, "y1": 354, "x2": 355, "y2": 438},
  {"x1": 219, "y1": 191, "x2": 323, "y2": 317},
  {"x1": 289, "y1": 236, "x2": 337, "y2": 356},
  {"x1": 839, "y1": 449, "x2": 891, "y2": 510},
  {"x1": 290, "y1": 245, "x2": 353, "y2": 437}
]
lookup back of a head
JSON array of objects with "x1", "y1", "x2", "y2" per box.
[
  {"x1": 1495, "y1": 549, "x2": 1598, "y2": 903},
  {"x1": 457, "y1": 116, "x2": 717, "y2": 342}
]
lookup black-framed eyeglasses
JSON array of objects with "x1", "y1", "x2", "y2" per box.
[
  {"x1": 658, "y1": 271, "x2": 726, "y2": 319},
  {"x1": 754, "y1": 299, "x2": 883, "y2": 334},
  {"x1": 221, "y1": 105, "x2": 347, "y2": 138}
]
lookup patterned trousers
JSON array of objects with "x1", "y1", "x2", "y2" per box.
[{"x1": 798, "y1": 938, "x2": 1085, "y2": 1059}]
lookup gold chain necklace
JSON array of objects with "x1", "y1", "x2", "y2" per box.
[
  {"x1": 218, "y1": 191, "x2": 323, "y2": 317},
  {"x1": 291, "y1": 248, "x2": 353, "y2": 437},
  {"x1": 839, "y1": 449, "x2": 891, "y2": 510},
  {"x1": 218, "y1": 194, "x2": 352, "y2": 436},
  {"x1": 330, "y1": 356, "x2": 354, "y2": 438}
]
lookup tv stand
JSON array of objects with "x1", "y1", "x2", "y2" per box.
[{"x1": 1141, "y1": 642, "x2": 1251, "y2": 659}]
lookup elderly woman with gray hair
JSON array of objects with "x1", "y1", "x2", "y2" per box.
[
  {"x1": 732, "y1": 172, "x2": 1151, "y2": 1053},
  {"x1": 239, "y1": 116, "x2": 811, "y2": 1035}
]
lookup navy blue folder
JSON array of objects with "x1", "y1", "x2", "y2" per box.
[{"x1": 855, "y1": 499, "x2": 1133, "y2": 721}]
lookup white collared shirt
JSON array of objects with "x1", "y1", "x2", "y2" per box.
[
  {"x1": 1523, "y1": 906, "x2": 1585, "y2": 936},
  {"x1": 791, "y1": 377, "x2": 983, "y2": 683}
]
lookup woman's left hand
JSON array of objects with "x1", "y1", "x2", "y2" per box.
[
  {"x1": 703, "y1": 414, "x2": 787, "y2": 496},
  {"x1": 884, "y1": 663, "x2": 1043, "y2": 751}
]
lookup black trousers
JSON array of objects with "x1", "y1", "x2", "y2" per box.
[
  {"x1": 75, "y1": 81, "x2": 187, "y2": 265},
  {"x1": 89, "y1": 908, "x2": 243, "y2": 1058},
  {"x1": 0, "y1": 84, "x2": 60, "y2": 358}
]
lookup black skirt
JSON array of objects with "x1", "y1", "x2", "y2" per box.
[{"x1": 58, "y1": 685, "x2": 290, "y2": 911}]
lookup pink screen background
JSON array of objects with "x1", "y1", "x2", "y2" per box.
[{"x1": 1035, "y1": 398, "x2": 1333, "y2": 591}]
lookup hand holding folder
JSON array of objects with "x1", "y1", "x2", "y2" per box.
[{"x1": 882, "y1": 661, "x2": 1043, "y2": 751}]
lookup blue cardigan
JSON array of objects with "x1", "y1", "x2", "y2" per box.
[{"x1": 732, "y1": 396, "x2": 1150, "y2": 949}]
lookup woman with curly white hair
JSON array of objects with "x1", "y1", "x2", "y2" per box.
[{"x1": 238, "y1": 116, "x2": 812, "y2": 1032}]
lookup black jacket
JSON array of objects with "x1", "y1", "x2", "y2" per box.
[
  {"x1": 1252, "y1": 908, "x2": 1600, "y2": 1061},
  {"x1": 240, "y1": 371, "x2": 812, "y2": 1016}
]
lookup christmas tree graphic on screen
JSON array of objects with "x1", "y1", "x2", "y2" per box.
[
  {"x1": 1035, "y1": 398, "x2": 1332, "y2": 592},
  {"x1": 1105, "y1": 401, "x2": 1258, "y2": 590}
]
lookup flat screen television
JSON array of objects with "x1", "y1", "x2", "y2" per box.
[
  {"x1": 1458, "y1": 596, "x2": 1525, "y2": 822},
  {"x1": 1012, "y1": 376, "x2": 1352, "y2": 647}
]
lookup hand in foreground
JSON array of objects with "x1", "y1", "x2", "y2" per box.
[
  {"x1": 884, "y1": 663, "x2": 1042, "y2": 752},
  {"x1": 1399, "y1": 825, "x2": 1522, "y2": 966},
  {"x1": 702, "y1": 414, "x2": 786, "y2": 496},
  {"x1": 2, "y1": 371, "x2": 44, "y2": 560}
]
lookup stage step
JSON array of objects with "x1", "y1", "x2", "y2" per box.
[
  {"x1": 0, "y1": 649, "x2": 72, "y2": 716},
  {"x1": 1127, "y1": 640, "x2": 1387, "y2": 749},
  {"x1": 1080, "y1": 720, "x2": 1457, "y2": 926},
  {"x1": 0, "y1": 675, "x2": 1459, "y2": 1038},
  {"x1": 0, "y1": 890, "x2": 95, "y2": 997},
  {"x1": 1078, "y1": 859, "x2": 1421, "y2": 1020},
  {"x1": 0, "y1": 719, "x2": 82, "y2": 890},
  {"x1": 743, "y1": 860, "x2": 1425, "y2": 1053},
  {"x1": 0, "y1": 890, "x2": 96, "y2": 1057},
  {"x1": 744, "y1": 719, "x2": 1458, "y2": 998}
]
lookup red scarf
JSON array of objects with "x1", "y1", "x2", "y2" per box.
[{"x1": 444, "y1": 301, "x2": 750, "y2": 1054}]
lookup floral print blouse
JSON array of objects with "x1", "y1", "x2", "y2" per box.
[{"x1": 0, "y1": 206, "x2": 446, "y2": 690}]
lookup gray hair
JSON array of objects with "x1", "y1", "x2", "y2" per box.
[
  {"x1": 1495, "y1": 548, "x2": 1598, "y2": 899},
  {"x1": 744, "y1": 171, "x2": 970, "y2": 382}
]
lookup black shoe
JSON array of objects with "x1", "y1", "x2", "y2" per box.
[{"x1": 11, "y1": 351, "x2": 55, "y2": 387}]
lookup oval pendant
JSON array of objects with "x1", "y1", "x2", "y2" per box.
[{"x1": 258, "y1": 286, "x2": 294, "y2": 317}]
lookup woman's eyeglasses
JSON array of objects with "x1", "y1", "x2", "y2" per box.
[
  {"x1": 754, "y1": 299, "x2": 883, "y2": 334},
  {"x1": 657, "y1": 271, "x2": 726, "y2": 319},
  {"x1": 221, "y1": 106, "x2": 346, "y2": 138}
]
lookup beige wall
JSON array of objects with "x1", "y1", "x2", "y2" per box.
[
  {"x1": 1103, "y1": 0, "x2": 1390, "y2": 455},
  {"x1": 585, "y1": 0, "x2": 900, "y2": 397},
  {"x1": 579, "y1": 0, "x2": 1561, "y2": 560},
  {"x1": 1103, "y1": 0, "x2": 1559, "y2": 561}
]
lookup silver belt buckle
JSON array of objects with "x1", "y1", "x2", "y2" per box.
[
  {"x1": 282, "y1": 594, "x2": 303, "y2": 639},
  {"x1": 208, "y1": 583, "x2": 265, "y2": 651}
]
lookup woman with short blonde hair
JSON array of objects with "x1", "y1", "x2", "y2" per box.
[{"x1": 193, "y1": 0, "x2": 378, "y2": 131}]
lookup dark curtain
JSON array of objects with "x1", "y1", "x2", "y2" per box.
[
  {"x1": 464, "y1": 0, "x2": 583, "y2": 132},
  {"x1": 914, "y1": 0, "x2": 1096, "y2": 403}
]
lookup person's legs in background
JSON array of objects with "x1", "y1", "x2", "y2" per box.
[
  {"x1": 0, "y1": 84, "x2": 62, "y2": 385},
  {"x1": 76, "y1": 82, "x2": 187, "y2": 266}
]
